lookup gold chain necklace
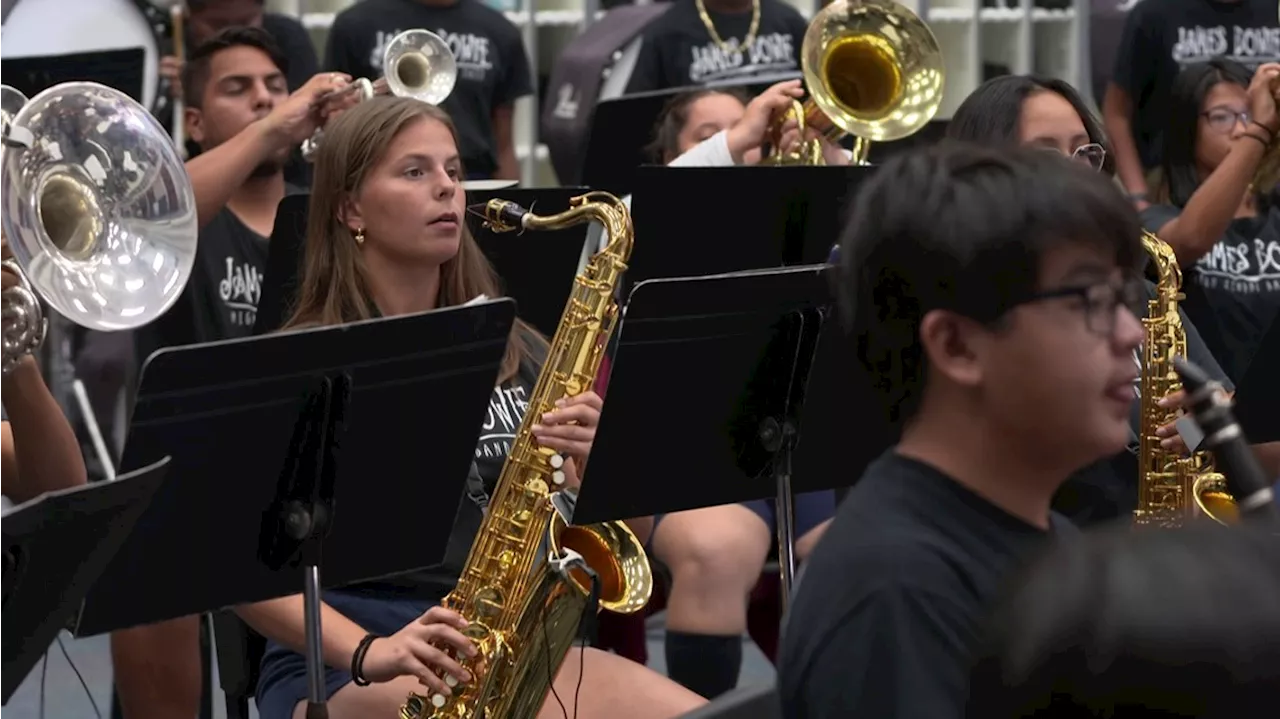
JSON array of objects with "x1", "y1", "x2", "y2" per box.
[{"x1": 694, "y1": 0, "x2": 761, "y2": 55}]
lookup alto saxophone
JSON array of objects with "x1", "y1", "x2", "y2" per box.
[
  {"x1": 400, "y1": 192, "x2": 653, "y2": 719},
  {"x1": 1134, "y1": 231, "x2": 1237, "y2": 527}
]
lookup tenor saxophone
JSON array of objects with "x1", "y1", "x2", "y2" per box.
[
  {"x1": 1134, "y1": 232, "x2": 1238, "y2": 527},
  {"x1": 399, "y1": 192, "x2": 653, "y2": 719}
]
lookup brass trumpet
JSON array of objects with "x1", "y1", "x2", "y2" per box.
[
  {"x1": 762, "y1": 0, "x2": 945, "y2": 166},
  {"x1": 301, "y1": 29, "x2": 457, "y2": 161}
]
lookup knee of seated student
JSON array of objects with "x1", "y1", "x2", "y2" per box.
[
  {"x1": 795, "y1": 518, "x2": 831, "y2": 562},
  {"x1": 539, "y1": 647, "x2": 706, "y2": 719},
  {"x1": 652, "y1": 504, "x2": 772, "y2": 593},
  {"x1": 323, "y1": 648, "x2": 705, "y2": 719},
  {"x1": 111, "y1": 616, "x2": 203, "y2": 719}
]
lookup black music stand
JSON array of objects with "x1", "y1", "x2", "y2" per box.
[
  {"x1": 255, "y1": 190, "x2": 590, "y2": 338},
  {"x1": 1, "y1": 457, "x2": 171, "y2": 704},
  {"x1": 625, "y1": 165, "x2": 877, "y2": 296},
  {"x1": 0, "y1": 48, "x2": 146, "y2": 104},
  {"x1": 582, "y1": 80, "x2": 782, "y2": 197},
  {"x1": 465, "y1": 187, "x2": 591, "y2": 337},
  {"x1": 77, "y1": 300, "x2": 517, "y2": 719},
  {"x1": 253, "y1": 193, "x2": 310, "y2": 335},
  {"x1": 573, "y1": 266, "x2": 836, "y2": 607}
]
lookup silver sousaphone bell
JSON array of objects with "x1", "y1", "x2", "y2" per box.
[
  {"x1": 301, "y1": 29, "x2": 458, "y2": 162},
  {"x1": 1, "y1": 81, "x2": 198, "y2": 375}
]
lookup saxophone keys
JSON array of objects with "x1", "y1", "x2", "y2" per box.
[
  {"x1": 549, "y1": 453, "x2": 564, "y2": 469},
  {"x1": 552, "y1": 470, "x2": 566, "y2": 485},
  {"x1": 431, "y1": 693, "x2": 447, "y2": 708},
  {"x1": 445, "y1": 674, "x2": 459, "y2": 688}
]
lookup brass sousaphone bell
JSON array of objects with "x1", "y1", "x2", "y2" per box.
[
  {"x1": 762, "y1": 0, "x2": 945, "y2": 165},
  {"x1": 301, "y1": 29, "x2": 458, "y2": 161},
  {"x1": 1, "y1": 81, "x2": 197, "y2": 374}
]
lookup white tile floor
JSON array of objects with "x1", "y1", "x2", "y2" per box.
[{"x1": 5, "y1": 613, "x2": 776, "y2": 719}]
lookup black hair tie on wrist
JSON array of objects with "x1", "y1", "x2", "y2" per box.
[
  {"x1": 351, "y1": 633, "x2": 380, "y2": 687},
  {"x1": 1243, "y1": 132, "x2": 1270, "y2": 147},
  {"x1": 1249, "y1": 121, "x2": 1276, "y2": 140}
]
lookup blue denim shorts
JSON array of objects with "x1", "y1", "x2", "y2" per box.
[{"x1": 255, "y1": 590, "x2": 434, "y2": 719}]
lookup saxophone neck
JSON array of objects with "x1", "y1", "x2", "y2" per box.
[{"x1": 468, "y1": 193, "x2": 633, "y2": 261}]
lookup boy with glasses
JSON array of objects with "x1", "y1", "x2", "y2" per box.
[{"x1": 778, "y1": 143, "x2": 1146, "y2": 718}]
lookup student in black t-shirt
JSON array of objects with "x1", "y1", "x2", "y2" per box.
[
  {"x1": 236, "y1": 96, "x2": 706, "y2": 719},
  {"x1": 626, "y1": 0, "x2": 809, "y2": 94},
  {"x1": 968, "y1": 523, "x2": 1280, "y2": 716},
  {"x1": 323, "y1": 0, "x2": 533, "y2": 181},
  {"x1": 136, "y1": 28, "x2": 351, "y2": 362},
  {"x1": 778, "y1": 144, "x2": 1147, "y2": 718},
  {"x1": 113, "y1": 28, "x2": 355, "y2": 719},
  {"x1": 1145, "y1": 58, "x2": 1280, "y2": 384},
  {"x1": 157, "y1": 0, "x2": 320, "y2": 186},
  {"x1": 1102, "y1": 0, "x2": 1280, "y2": 206},
  {"x1": 944, "y1": 74, "x2": 1257, "y2": 525},
  {"x1": 0, "y1": 239, "x2": 87, "y2": 507}
]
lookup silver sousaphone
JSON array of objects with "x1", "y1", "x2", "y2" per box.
[
  {"x1": 301, "y1": 29, "x2": 458, "y2": 161},
  {"x1": 1, "y1": 81, "x2": 198, "y2": 375}
]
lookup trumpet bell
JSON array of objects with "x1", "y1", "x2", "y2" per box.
[
  {"x1": 384, "y1": 29, "x2": 457, "y2": 105},
  {"x1": 803, "y1": 0, "x2": 945, "y2": 142},
  {"x1": 1, "y1": 82, "x2": 197, "y2": 331}
]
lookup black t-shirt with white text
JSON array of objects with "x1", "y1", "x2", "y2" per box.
[
  {"x1": 323, "y1": 0, "x2": 534, "y2": 179},
  {"x1": 779, "y1": 451, "x2": 1075, "y2": 718},
  {"x1": 626, "y1": 0, "x2": 809, "y2": 93},
  {"x1": 1113, "y1": 0, "x2": 1280, "y2": 169},
  {"x1": 1142, "y1": 203, "x2": 1280, "y2": 383},
  {"x1": 135, "y1": 200, "x2": 288, "y2": 364}
]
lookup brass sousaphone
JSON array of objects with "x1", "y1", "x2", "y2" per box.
[
  {"x1": 763, "y1": 0, "x2": 945, "y2": 165},
  {"x1": 301, "y1": 29, "x2": 458, "y2": 161},
  {"x1": 1, "y1": 82, "x2": 197, "y2": 374}
]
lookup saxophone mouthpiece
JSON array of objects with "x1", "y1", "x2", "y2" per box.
[{"x1": 466, "y1": 200, "x2": 529, "y2": 233}]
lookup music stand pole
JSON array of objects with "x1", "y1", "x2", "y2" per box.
[
  {"x1": 262, "y1": 373, "x2": 350, "y2": 719},
  {"x1": 762, "y1": 418, "x2": 798, "y2": 608}
]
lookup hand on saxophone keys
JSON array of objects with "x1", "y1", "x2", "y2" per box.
[
  {"x1": 530, "y1": 390, "x2": 603, "y2": 490},
  {"x1": 357, "y1": 606, "x2": 475, "y2": 697},
  {"x1": 1153, "y1": 388, "x2": 1233, "y2": 455}
]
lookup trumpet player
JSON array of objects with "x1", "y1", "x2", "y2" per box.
[
  {"x1": 114, "y1": 28, "x2": 359, "y2": 719},
  {"x1": 0, "y1": 239, "x2": 87, "y2": 508},
  {"x1": 323, "y1": 0, "x2": 534, "y2": 181}
]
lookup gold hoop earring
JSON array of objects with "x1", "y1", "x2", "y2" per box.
[{"x1": 354, "y1": 227, "x2": 365, "y2": 245}]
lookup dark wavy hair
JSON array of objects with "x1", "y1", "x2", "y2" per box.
[
  {"x1": 1160, "y1": 58, "x2": 1261, "y2": 208},
  {"x1": 838, "y1": 142, "x2": 1142, "y2": 424},
  {"x1": 644, "y1": 87, "x2": 749, "y2": 163},
  {"x1": 968, "y1": 522, "x2": 1280, "y2": 717},
  {"x1": 948, "y1": 74, "x2": 1116, "y2": 177},
  {"x1": 181, "y1": 26, "x2": 288, "y2": 109}
]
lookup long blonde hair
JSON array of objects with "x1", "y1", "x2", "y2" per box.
[{"x1": 284, "y1": 96, "x2": 543, "y2": 383}]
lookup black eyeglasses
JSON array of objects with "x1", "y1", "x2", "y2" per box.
[{"x1": 1017, "y1": 278, "x2": 1145, "y2": 336}]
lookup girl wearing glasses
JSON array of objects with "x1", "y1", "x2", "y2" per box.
[
  {"x1": 943, "y1": 74, "x2": 1240, "y2": 526},
  {"x1": 1146, "y1": 59, "x2": 1280, "y2": 385}
]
